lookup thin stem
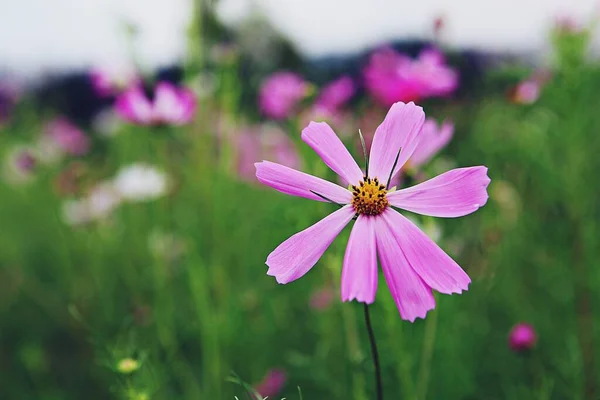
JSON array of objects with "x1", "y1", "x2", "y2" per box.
[{"x1": 363, "y1": 304, "x2": 384, "y2": 400}]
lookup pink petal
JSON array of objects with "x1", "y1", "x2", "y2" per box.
[
  {"x1": 341, "y1": 215, "x2": 378, "y2": 303},
  {"x1": 387, "y1": 167, "x2": 490, "y2": 217},
  {"x1": 375, "y1": 216, "x2": 435, "y2": 322},
  {"x1": 409, "y1": 120, "x2": 454, "y2": 168},
  {"x1": 418, "y1": 48, "x2": 446, "y2": 66},
  {"x1": 266, "y1": 205, "x2": 355, "y2": 283},
  {"x1": 115, "y1": 87, "x2": 153, "y2": 125},
  {"x1": 255, "y1": 161, "x2": 352, "y2": 204},
  {"x1": 301, "y1": 121, "x2": 363, "y2": 186},
  {"x1": 177, "y1": 88, "x2": 197, "y2": 123},
  {"x1": 368, "y1": 102, "x2": 425, "y2": 184},
  {"x1": 381, "y1": 209, "x2": 470, "y2": 294},
  {"x1": 315, "y1": 75, "x2": 355, "y2": 110},
  {"x1": 153, "y1": 82, "x2": 193, "y2": 125}
]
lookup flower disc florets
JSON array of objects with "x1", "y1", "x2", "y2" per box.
[{"x1": 351, "y1": 176, "x2": 388, "y2": 215}]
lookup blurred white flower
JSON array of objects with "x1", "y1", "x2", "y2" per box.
[
  {"x1": 148, "y1": 229, "x2": 188, "y2": 268},
  {"x1": 88, "y1": 182, "x2": 122, "y2": 218},
  {"x1": 35, "y1": 135, "x2": 63, "y2": 165},
  {"x1": 113, "y1": 163, "x2": 168, "y2": 201},
  {"x1": 188, "y1": 72, "x2": 217, "y2": 99},
  {"x1": 62, "y1": 199, "x2": 90, "y2": 226},
  {"x1": 92, "y1": 108, "x2": 122, "y2": 137},
  {"x1": 61, "y1": 181, "x2": 121, "y2": 226}
]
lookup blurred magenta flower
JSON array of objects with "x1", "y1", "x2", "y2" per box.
[
  {"x1": 315, "y1": 76, "x2": 355, "y2": 112},
  {"x1": 259, "y1": 72, "x2": 310, "y2": 120},
  {"x1": 509, "y1": 323, "x2": 537, "y2": 352},
  {"x1": 89, "y1": 64, "x2": 140, "y2": 97},
  {"x1": 236, "y1": 124, "x2": 300, "y2": 182},
  {"x1": 44, "y1": 118, "x2": 91, "y2": 156},
  {"x1": 407, "y1": 119, "x2": 454, "y2": 170},
  {"x1": 255, "y1": 101, "x2": 490, "y2": 321},
  {"x1": 115, "y1": 82, "x2": 196, "y2": 126},
  {"x1": 254, "y1": 369, "x2": 287, "y2": 398},
  {"x1": 363, "y1": 47, "x2": 458, "y2": 107}
]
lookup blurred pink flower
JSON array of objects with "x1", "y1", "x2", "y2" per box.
[
  {"x1": 259, "y1": 72, "x2": 310, "y2": 120},
  {"x1": 236, "y1": 124, "x2": 300, "y2": 182},
  {"x1": 301, "y1": 76, "x2": 356, "y2": 131},
  {"x1": 255, "y1": 369, "x2": 287, "y2": 398},
  {"x1": 44, "y1": 118, "x2": 91, "y2": 156},
  {"x1": 407, "y1": 119, "x2": 454, "y2": 170},
  {"x1": 3, "y1": 146, "x2": 37, "y2": 185},
  {"x1": 90, "y1": 65, "x2": 140, "y2": 97},
  {"x1": 309, "y1": 287, "x2": 336, "y2": 311},
  {"x1": 363, "y1": 47, "x2": 458, "y2": 107},
  {"x1": 299, "y1": 107, "x2": 355, "y2": 135},
  {"x1": 433, "y1": 15, "x2": 446, "y2": 39},
  {"x1": 554, "y1": 15, "x2": 581, "y2": 34},
  {"x1": 511, "y1": 80, "x2": 540, "y2": 105},
  {"x1": 315, "y1": 76, "x2": 355, "y2": 112},
  {"x1": 115, "y1": 82, "x2": 196, "y2": 126},
  {"x1": 509, "y1": 323, "x2": 537, "y2": 352},
  {"x1": 256, "y1": 101, "x2": 490, "y2": 321},
  {"x1": 509, "y1": 69, "x2": 551, "y2": 105},
  {"x1": 14, "y1": 150, "x2": 37, "y2": 173}
]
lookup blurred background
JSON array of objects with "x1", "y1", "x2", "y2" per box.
[{"x1": 1, "y1": 0, "x2": 600, "y2": 399}]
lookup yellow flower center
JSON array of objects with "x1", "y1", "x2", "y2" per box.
[{"x1": 351, "y1": 177, "x2": 389, "y2": 216}]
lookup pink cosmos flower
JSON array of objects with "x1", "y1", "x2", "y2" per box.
[
  {"x1": 255, "y1": 102, "x2": 490, "y2": 321},
  {"x1": 236, "y1": 125, "x2": 300, "y2": 182},
  {"x1": 315, "y1": 76, "x2": 355, "y2": 112},
  {"x1": 301, "y1": 76, "x2": 356, "y2": 130},
  {"x1": 259, "y1": 72, "x2": 310, "y2": 120},
  {"x1": 89, "y1": 64, "x2": 140, "y2": 97},
  {"x1": 509, "y1": 69, "x2": 551, "y2": 105},
  {"x1": 254, "y1": 369, "x2": 287, "y2": 398},
  {"x1": 14, "y1": 150, "x2": 37, "y2": 173},
  {"x1": 363, "y1": 47, "x2": 458, "y2": 107},
  {"x1": 509, "y1": 323, "x2": 537, "y2": 352},
  {"x1": 511, "y1": 80, "x2": 540, "y2": 105},
  {"x1": 115, "y1": 82, "x2": 196, "y2": 126},
  {"x1": 406, "y1": 119, "x2": 454, "y2": 170},
  {"x1": 44, "y1": 118, "x2": 91, "y2": 156}
]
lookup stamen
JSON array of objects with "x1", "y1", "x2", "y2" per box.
[{"x1": 351, "y1": 177, "x2": 389, "y2": 216}]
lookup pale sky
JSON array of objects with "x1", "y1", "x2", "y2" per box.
[{"x1": 1, "y1": 0, "x2": 599, "y2": 77}]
